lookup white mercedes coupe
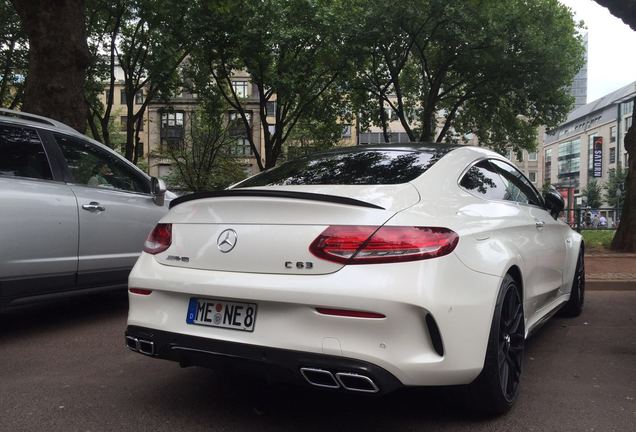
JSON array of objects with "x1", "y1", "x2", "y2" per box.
[{"x1": 125, "y1": 145, "x2": 584, "y2": 415}]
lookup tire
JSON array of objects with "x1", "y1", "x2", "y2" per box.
[
  {"x1": 558, "y1": 249, "x2": 585, "y2": 318},
  {"x1": 465, "y1": 274, "x2": 525, "y2": 416}
]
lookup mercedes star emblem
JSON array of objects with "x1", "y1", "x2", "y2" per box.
[{"x1": 217, "y1": 229, "x2": 238, "y2": 253}]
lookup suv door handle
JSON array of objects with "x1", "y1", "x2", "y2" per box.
[
  {"x1": 535, "y1": 220, "x2": 545, "y2": 229},
  {"x1": 82, "y1": 201, "x2": 105, "y2": 212}
]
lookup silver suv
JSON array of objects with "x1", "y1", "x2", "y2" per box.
[{"x1": 0, "y1": 109, "x2": 170, "y2": 310}]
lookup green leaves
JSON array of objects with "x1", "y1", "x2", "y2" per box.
[{"x1": 348, "y1": 0, "x2": 584, "y2": 153}]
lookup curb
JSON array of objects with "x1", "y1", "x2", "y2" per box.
[{"x1": 586, "y1": 280, "x2": 636, "y2": 291}]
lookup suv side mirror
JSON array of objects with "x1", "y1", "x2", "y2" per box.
[
  {"x1": 151, "y1": 177, "x2": 167, "y2": 206},
  {"x1": 543, "y1": 185, "x2": 564, "y2": 219}
]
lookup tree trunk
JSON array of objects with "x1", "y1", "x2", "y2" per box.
[
  {"x1": 12, "y1": 0, "x2": 90, "y2": 132},
  {"x1": 611, "y1": 104, "x2": 636, "y2": 251}
]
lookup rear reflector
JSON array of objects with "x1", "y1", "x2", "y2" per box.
[
  {"x1": 129, "y1": 288, "x2": 153, "y2": 295},
  {"x1": 309, "y1": 225, "x2": 458, "y2": 264},
  {"x1": 144, "y1": 223, "x2": 172, "y2": 254},
  {"x1": 316, "y1": 308, "x2": 385, "y2": 319}
]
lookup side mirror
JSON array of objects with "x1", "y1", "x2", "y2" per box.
[
  {"x1": 543, "y1": 185, "x2": 564, "y2": 219},
  {"x1": 151, "y1": 177, "x2": 167, "y2": 206}
]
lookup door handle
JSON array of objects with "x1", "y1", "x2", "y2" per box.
[
  {"x1": 535, "y1": 220, "x2": 545, "y2": 229},
  {"x1": 82, "y1": 201, "x2": 105, "y2": 212}
]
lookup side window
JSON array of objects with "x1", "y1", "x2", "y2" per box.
[
  {"x1": 490, "y1": 160, "x2": 543, "y2": 207},
  {"x1": 0, "y1": 125, "x2": 53, "y2": 180},
  {"x1": 459, "y1": 160, "x2": 507, "y2": 201},
  {"x1": 54, "y1": 134, "x2": 149, "y2": 194}
]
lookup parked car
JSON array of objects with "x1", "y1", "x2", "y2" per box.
[
  {"x1": 125, "y1": 145, "x2": 584, "y2": 415},
  {"x1": 0, "y1": 109, "x2": 171, "y2": 310}
]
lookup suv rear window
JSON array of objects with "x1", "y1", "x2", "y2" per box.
[{"x1": 236, "y1": 148, "x2": 449, "y2": 187}]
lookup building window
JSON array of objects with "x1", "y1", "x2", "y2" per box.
[
  {"x1": 160, "y1": 112, "x2": 185, "y2": 150},
  {"x1": 342, "y1": 125, "x2": 352, "y2": 138},
  {"x1": 161, "y1": 112, "x2": 184, "y2": 127},
  {"x1": 557, "y1": 138, "x2": 581, "y2": 188},
  {"x1": 230, "y1": 138, "x2": 253, "y2": 156},
  {"x1": 228, "y1": 111, "x2": 252, "y2": 138},
  {"x1": 120, "y1": 89, "x2": 128, "y2": 105},
  {"x1": 610, "y1": 126, "x2": 617, "y2": 143},
  {"x1": 232, "y1": 81, "x2": 249, "y2": 98},
  {"x1": 544, "y1": 148, "x2": 552, "y2": 183},
  {"x1": 528, "y1": 171, "x2": 537, "y2": 183},
  {"x1": 528, "y1": 151, "x2": 537, "y2": 161},
  {"x1": 610, "y1": 147, "x2": 616, "y2": 164},
  {"x1": 621, "y1": 100, "x2": 634, "y2": 116},
  {"x1": 266, "y1": 101, "x2": 277, "y2": 116},
  {"x1": 135, "y1": 91, "x2": 144, "y2": 104},
  {"x1": 626, "y1": 116, "x2": 633, "y2": 133},
  {"x1": 120, "y1": 116, "x2": 127, "y2": 131}
]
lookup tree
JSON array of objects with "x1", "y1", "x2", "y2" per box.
[
  {"x1": 582, "y1": 179, "x2": 603, "y2": 209},
  {"x1": 348, "y1": 0, "x2": 583, "y2": 155},
  {"x1": 85, "y1": 0, "x2": 189, "y2": 163},
  {"x1": 11, "y1": 0, "x2": 90, "y2": 132},
  {"x1": 591, "y1": 0, "x2": 636, "y2": 251},
  {"x1": 0, "y1": 1, "x2": 27, "y2": 108},
  {"x1": 604, "y1": 167, "x2": 627, "y2": 209},
  {"x1": 186, "y1": 0, "x2": 353, "y2": 171},
  {"x1": 160, "y1": 110, "x2": 247, "y2": 192}
]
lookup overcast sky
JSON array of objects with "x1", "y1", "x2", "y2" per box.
[{"x1": 559, "y1": 0, "x2": 636, "y2": 102}]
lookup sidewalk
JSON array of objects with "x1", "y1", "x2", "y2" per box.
[{"x1": 585, "y1": 252, "x2": 636, "y2": 290}]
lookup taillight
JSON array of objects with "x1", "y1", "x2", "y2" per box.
[
  {"x1": 309, "y1": 225, "x2": 458, "y2": 264},
  {"x1": 144, "y1": 223, "x2": 172, "y2": 254}
]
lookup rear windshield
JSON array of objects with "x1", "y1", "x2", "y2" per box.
[{"x1": 235, "y1": 149, "x2": 448, "y2": 187}]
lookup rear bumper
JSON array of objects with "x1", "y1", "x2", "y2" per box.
[
  {"x1": 128, "y1": 252, "x2": 503, "y2": 386},
  {"x1": 125, "y1": 325, "x2": 403, "y2": 394}
]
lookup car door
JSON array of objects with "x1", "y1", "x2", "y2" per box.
[
  {"x1": 0, "y1": 123, "x2": 78, "y2": 305},
  {"x1": 52, "y1": 132, "x2": 168, "y2": 289},
  {"x1": 489, "y1": 160, "x2": 566, "y2": 317}
]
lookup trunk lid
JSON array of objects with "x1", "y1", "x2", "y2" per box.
[{"x1": 155, "y1": 184, "x2": 420, "y2": 275}]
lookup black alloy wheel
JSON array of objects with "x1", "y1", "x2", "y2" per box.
[
  {"x1": 465, "y1": 274, "x2": 524, "y2": 416},
  {"x1": 498, "y1": 284, "x2": 524, "y2": 402}
]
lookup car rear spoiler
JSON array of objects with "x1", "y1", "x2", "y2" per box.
[{"x1": 168, "y1": 189, "x2": 385, "y2": 210}]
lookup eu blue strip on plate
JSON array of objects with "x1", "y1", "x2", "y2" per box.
[{"x1": 186, "y1": 298, "x2": 198, "y2": 323}]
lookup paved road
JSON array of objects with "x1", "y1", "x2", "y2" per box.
[{"x1": 1, "y1": 290, "x2": 635, "y2": 432}]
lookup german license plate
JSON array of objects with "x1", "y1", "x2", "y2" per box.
[{"x1": 186, "y1": 298, "x2": 257, "y2": 332}]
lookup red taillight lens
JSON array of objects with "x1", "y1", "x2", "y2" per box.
[
  {"x1": 309, "y1": 225, "x2": 458, "y2": 264},
  {"x1": 129, "y1": 288, "x2": 153, "y2": 295},
  {"x1": 143, "y1": 223, "x2": 172, "y2": 254},
  {"x1": 316, "y1": 308, "x2": 385, "y2": 319}
]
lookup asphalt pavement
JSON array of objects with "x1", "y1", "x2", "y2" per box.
[{"x1": 1, "y1": 289, "x2": 635, "y2": 432}]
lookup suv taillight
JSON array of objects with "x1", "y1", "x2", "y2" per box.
[
  {"x1": 309, "y1": 225, "x2": 458, "y2": 264},
  {"x1": 144, "y1": 223, "x2": 172, "y2": 254}
]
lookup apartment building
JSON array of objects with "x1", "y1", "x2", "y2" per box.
[{"x1": 541, "y1": 81, "x2": 634, "y2": 207}]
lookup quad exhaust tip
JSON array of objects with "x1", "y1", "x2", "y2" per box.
[
  {"x1": 300, "y1": 368, "x2": 340, "y2": 389},
  {"x1": 335, "y1": 372, "x2": 379, "y2": 393},
  {"x1": 299, "y1": 367, "x2": 379, "y2": 393},
  {"x1": 125, "y1": 336, "x2": 155, "y2": 356}
]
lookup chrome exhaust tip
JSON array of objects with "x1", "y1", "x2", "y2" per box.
[
  {"x1": 335, "y1": 372, "x2": 379, "y2": 393},
  {"x1": 299, "y1": 368, "x2": 340, "y2": 389},
  {"x1": 138, "y1": 339, "x2": 155, "y2": 356},
  {"x1": 125, "y1": 336, "x2": 139, "y2": 352}
]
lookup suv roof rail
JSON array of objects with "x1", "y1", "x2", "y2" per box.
[{"x1": 0, "y1": 108, "x2": 78, "y2": 134}]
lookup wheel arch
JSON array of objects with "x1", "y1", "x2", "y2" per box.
[{"x1": 506, "y1": 265, "x2": 524, "y2": 301}]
